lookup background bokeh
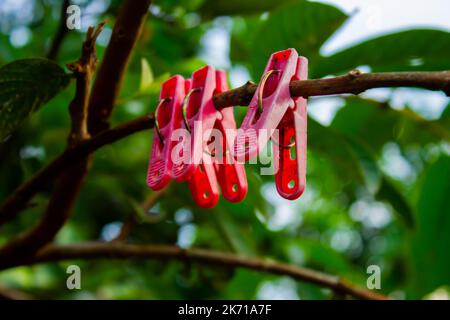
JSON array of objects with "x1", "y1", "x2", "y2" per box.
[{"x1": 0, "y1": 0, "x2": 449, "y2": 299}]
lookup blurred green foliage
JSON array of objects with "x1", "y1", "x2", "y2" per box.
[{"x1": 0, "y1": 0, "x2": 449, "y2": 300}]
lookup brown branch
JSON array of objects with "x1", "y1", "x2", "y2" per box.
[
  {"x1": 4, "y1": 0, "x2": 156, "y2": 260},
  {"x1": 0, "y1": 114, "x2": 155, "y2": 226},
  {"x1": 0, "y1": 24, "x2": 104, "y2": 262},
  {"x1": 1, "y1": 70, "x2": 449, "y2": 226},
  {"x1": 66, "y1": 23, "x2": 105, "y2": 144},
  {"x1": 112, "y1": 189, "x2": 168, "y2": 242},
  {"x1": 46, "y1": 0, "x2": 70, "y2": 60},
  {"x1": 0, "y1": 242, "x2": 388, "y2": 300},
  {"x1": 88, "y1": 0, "x2": 152, "y2": 135},
  {"x1": 0, "y1": 0, "x2": 153, "y2": 225},
  {"x1": 111, "y1": 215, "x2": 136, "y2": 243},
  {"x1": 0, "y1": 286, "x2": 33, "y2": 300},
  {"x1": 213, "y1": 70, "x2": 450, "y2": 109}
]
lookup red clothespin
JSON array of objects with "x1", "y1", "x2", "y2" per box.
[
  {"x1": 173, "y1": 66, "x2": 220, "y2": 208},
  {"x1": 187, "y1": 153, "x2": 219, "y2": 208},
  {"x1": 212, "y1": 70, "x2": 248, "y2": 202},
  {"x1": 274, "y1": 55, "x2": 307, "y2": 200},
  {"x1": 147, "y1": 75, "x2": 186, "y2": 190},
  {"x1": 234, "y1": 48, "x2": 308, "y2": 200}
]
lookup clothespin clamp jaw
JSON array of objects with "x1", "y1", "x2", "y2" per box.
[
  {"x1": 187, "y1": 156, "x2": 219, "y2": 208},
  {"x1": 234, "y1": 48, "x2": 299, "y2": 161},
  {"x1": 233, "y1": 48, "x2": 308, "y2": 200},
  {"x1": 273, "y1": 55, "x2": 308, "y2": 200},
  {"x1": 212, "y1": 70, "x2": 248, "y2": 202},
  {"x1": 147, "y1": 75, "x2": 186, "y2": 190},
  {"x1": 173, "y1": 66, "x2": 220, "y2": 208},
  {"x1": 172, "y1": 66, "x2": 219, "y2": 182}
]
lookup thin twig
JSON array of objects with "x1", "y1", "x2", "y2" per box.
[
  {"x1": 0, "y1": 24, "x2": 104, "y2": 262},
  {"x1": 0, "y1": 0, "x2": 154, "y2": 263},
  {"x1": 0, "y1": 114, "x2": 154, "y2": 226},
  {"x1": 0, "y1": 242, "x2": 388, "y2": 300},
  {"x1": 46, "y1": 0, "x2": 71, "y2": 60},
  {"x1": 66, "y1": 22, "x2": 105, "y2": 144},
  {"x1": 0, "y1": 286, "x2": 34, "y2": 300},
  {"x1": 88, "y1": 0, "x2": 152, "y2": 134},
  {"x1": 112, "y1": 190, "x2": 167, "y2": 242},
  {"x1": 0, "y1": 0, "x2": 154, "y2": 225}
]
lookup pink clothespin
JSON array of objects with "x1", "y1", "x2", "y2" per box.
[
  {"x1": 173, "y1": 66, "x2": 220, "y2": 208},
  {"x1": 233, "y1": 48, "x2": 308, "y2": 200},
  {"x1": 213, "y1": 70, "x2": 248, "y2": 202},
  {"x1": 147, "y1": 75, "x2": 186, "y2": 190}
]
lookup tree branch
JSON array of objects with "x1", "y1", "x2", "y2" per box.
[
  {"x1": 0, "y1": 0, "x2": 155, "y2": 258},
  {"x1": 0, "y1": 24, "x2": 104, "y2": 262},
  {"x1": 88, "y1": 0, "x2": 152, "y2": 134},
  {"x1": 46, "y1": 0, "x2": 70, "y2": 60},
  {"x1": 0, "y1": 114, "x2": 154, "y2": 226},
  {"x1": 0, "y1": 242, "x2": 388, "y2": 300},
  {"x1": 1, "y1": 70, "x2": 449, "y2": 226},
  {"x1": 0, "y1": 0, "x2": 153, "y2": 224},
  {"x1": 66, "y1": 23, "x2": 105, "y2": 144},
  {"x1": 0, "y1": 286, "x2": 33, "y2": 300},
  {"x1": 213, "y1": 70, "x2": 450, "y2": 109},
  {"x1": 112, "y1": 188, "x2": 168, "y2": 242}
]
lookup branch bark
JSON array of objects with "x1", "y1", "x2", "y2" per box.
[
  {"x1": 88, "y1": 0, "x2": 152, "y2": 134},
  {"x1": 0, "y1": 286, "x2": 33, "y2": 300},
  {"x1": 0, "y1": 24, "x2": 103, "y2": 262},
  {"x1": 46, "y1": 0, "x2": 70, "y2": 60},
  {"x1": 0, "y1": 0, "x2": 154, "y2": 256},
  {"x1": 213, "y1": 70, "x2": 450, "y2": 109},
  {"x1": 0, "y1": 242, "x2": 388, "y2": 300},
  {"x1": 66, "y1": 23, "x2": 105, "y2": 144},
  {"x1": 112, "y1": 188, "x2": 167, "y2": 242},
  {"x1": 0, "y1": 114, "x2": 154, "y2": 226}
]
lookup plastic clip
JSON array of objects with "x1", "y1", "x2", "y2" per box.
[
  {"x1": 175, "y1": 66, "x2": 220, "y2": 207},
  {"x1": 147, "y1": 75, "x2": 186, "y2": 190},
  {"x1": 234, "y1": 48, "x2": 308, "y2": 199},
  {"x1": 212, "y1": 70, "x2": 248, "y2": 202}
]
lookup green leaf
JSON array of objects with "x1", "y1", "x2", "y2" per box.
[
  {"x1": 229, "y1": 16, "x2": 261, "y2": 66},
  {"x1": 308, "y1": 118, "x2": 365, "y2": 184},
  {"x1": 139, "y1": 58, "x2": 154, "y2": 91},
  {"x1": 410, "y1": 155, "x2": 450, "y2": 296},
  {"x1": 288, "y1": 238, "x2": 359, "y2": 275},
  {"x1": 376, "y1": 176, "x2": 414, "y2": 228},
  {"x1": 231, "y1": 2, "x2": 347, "y2": 79},
  {"x1": 331, "y1": 98, "x2": 450, "y2": 152},
  {"x1": 441, "y1": 103, "x2": 450, "y2": 117},
  {"x1": 437, "y1": 103, "x2": 450, "y2": 128},
  {"x1": 317, "y1": 29, "x2": 450, "y2": 77},
  {"x1": 211, "y1": 208, "x2": 257, "y2": 257},
  {"x1": 344, "y1": 136, "x2": 382, "y2": 193},
  {"x1": 0, "y1": 58, "x2": 70, "y2": 141},
  {"x1": 224, "y1": 269, "x2": 264, "y2": 299},
  {"x1": 328, "y1": 107, "x2": 415, "y2": 226},
  {"x1": 330, "y1": 99, "x2": 397, "y2": 151},
  {"x1": 341, "y1": 135, "x2": 414, "y2": 227},
  {"x1": 397, "y1": 107, "x2": 450, "y2": 144},
  {"x1": 200, "y1": 0, "x2": 300, "y2": 17}
]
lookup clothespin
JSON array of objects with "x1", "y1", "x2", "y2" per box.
[
  {"x1": 173, "y1": 66, "x2": 220, "y2": 208},
  {"x1": 233, "y1": 48, "x2": 308, "y2": 200},
  {"x1": 147, "y1": 75, "x2": 186, "y2": 190},
  {"x1": 212, "y1": 70, "x2": 248, "y2": 202}
]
